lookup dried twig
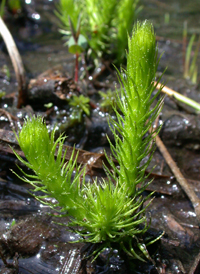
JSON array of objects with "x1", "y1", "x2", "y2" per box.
[
  {"x1": 0, "y1": 108, "x2": 18, "y2": 130},
  {"x1": 155, "y1": 134, "x2": 200, "y2": 224},
  {"x1": 189, "y1": 250, "x2": 200, "y2": 274},
  {"x1": 155, "y1": 82, "x2": 200, "y2": 112},
  {"x1": 0, "y1": 16, "x2": 27, "y2": 108}
]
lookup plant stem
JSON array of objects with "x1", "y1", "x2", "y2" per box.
[
  {"x1": 182, "y1": 21, "x2": 187, "y2": 75},
  {"x1": 74, "y1": 53, "x2": 79, "y2": 82}
]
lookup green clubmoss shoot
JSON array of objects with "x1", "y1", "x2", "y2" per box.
[{"x1": 13, "y1": 20, "x2": 164, "y2": 262}]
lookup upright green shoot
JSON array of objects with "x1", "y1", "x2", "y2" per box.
[{"x1": 106, "y1": 21, "x2": 163, "y2": 196}]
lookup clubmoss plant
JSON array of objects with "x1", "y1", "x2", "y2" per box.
[
  {"x1": 13, "y1": 21, "x2": 164, "y2": 262},
  {"x1": 114, "y1": 0, "x2": 141, "y2": 64}
]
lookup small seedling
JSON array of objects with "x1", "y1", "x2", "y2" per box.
[
  {"x1": 69, "y1": 94, "x2": 90, "y2": 121},
  {"x1": 59, "y1": 14, "x2": 87, "y2": 82},
  {"x1": 99, "y1": 89, "x2": 118, "y2": 112},
  {"x1": 55, "y1": 0, "x2": 87, "y2": 82},
  {"x1": 13, "y1": 21, "x2": 164, "y2": 263},
  {"x1": 2, "y1": 64, "x2": 10, "y2": 81}
]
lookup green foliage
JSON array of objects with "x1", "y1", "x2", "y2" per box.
[
  {"x1": 8, "y1": 0, "x2": 22, "y2": 13},
  {"x1": 44, "y1": 102, "x2": 53, "y2": 109},
  {"x1": 0, "y1": 91, "x2": 5, "y2": 99},
  {"x1": 0, "y1": 0, "x2": 6, "y2": 16},
  {"x1": 10, "y1": 219, "x2": 16, "y2": 228},
  {"x1": 2, "y1": 64, "x2": 10, "y2": 81},
  {"x1": 0, "y1": 0, "x2": 21, "y2": 16},
  {"x1": 72, "y1": 179, "x2": 154, "y2": 261},
  {"x1": 184, "y1": 35, "x2": 200, "y2": 84},
  {"x1": 114, "y1": 0, "x2": 141, "y2": 63},
  {"x1": 83, "y1": 0, "x2": 117, "y2": 58},
  {"x1": 61, "y1": 15, "x2": 87, "y2": 55},
  {"x1": 55, "y1": 0, "x2": 141, "y2": 64},
  {"x1": 55, "y1": 0, "x2": 83, "y2": 34},
  {"x1": 58, "y1": 14, "x2": 88, "y2": 82},
  {"x1": 13, "y1": 21, "x2": 164, "y2": 261},
  {"x1": 183, "y1": 21, "x2": 200, "y2": 84}
]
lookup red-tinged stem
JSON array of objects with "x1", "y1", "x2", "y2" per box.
[{"x1": 74, "y1": 53, "x2": 79, "y2": 82}]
